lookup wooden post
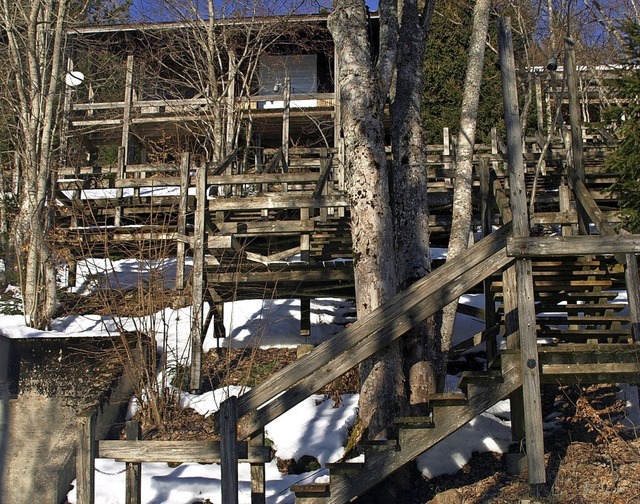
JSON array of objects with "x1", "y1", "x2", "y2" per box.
[
  {"x1": 499, "y1": 17, "x2": 546, "y2": 485},
  {"x1": 249, "y1": 429, "x2": 266, "y2": 504},
  {"x1": 282, "y1": 76, "x2": 291, "y2": 170},
  {"x1": 115, "y1": 147, "x2": 125, "y2": 227},
  {"x1": 76, "y1": 409, "x2": 96, "y2": 504},
  {"x1": 189, "y1": 164, "x2": 207, "y2": 392},
  {"x1": 565, "y1": 39, "x2": 589, "y2": 235},
  {"x1": 479, "y1": 157, "x2": 497, "y2": 363},
  {"x1": 300, "y1": 207, "x2": 310, "y2": 262},
  {"x1": 176, "y1": 153, "x2": 190, "y2": 291},
  {"x1": 220, "y1": 396, "x2": 239, "y2": 504},
  {"x1": 443, "y1": 127, "x2": 452, "y2": 187},
  {"x1": 535, "y1": 73, "x2": 544, "y2": 135},
  {"x1": 625, "y1": 252, "x2": 640, "y2": 342},
  {"x1": 125, "y1": 421, "x2": 142, "y2": 504},
  {"x1": 300, "y1": 298, "x2": 311, "y2": 339},
  {"x1": 121, "y1": 54, "x2": 134, "y2": 165}
]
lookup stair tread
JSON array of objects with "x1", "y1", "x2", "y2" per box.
[
  {"x1": 325, "y1": 461, "x2": 365, "y2": 470},
  {"x1": 394, "y1": 416, "x2": 435, "y2": 428},
  {"x1": 291, "y1": 482, "x2": 330, "y2": 493}
]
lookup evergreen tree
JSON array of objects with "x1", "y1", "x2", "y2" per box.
[
  {"x1": 606, "y1": 21, "x2": 640, "y2": 232},
  {"x1": 422, "y1": 0, "x2": 503, "y2": 144}
]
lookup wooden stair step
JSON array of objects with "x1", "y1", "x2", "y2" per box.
[
  {"x1": 428, "y1": 392, "x2": 468, "y2": 406},
  {"x1": 538, "y1": 328, "x2": 631, "y2": 338},
  {"x1": 291, "y1": 482, "x2": 330, "y2": 496},
  {"x1": 457, "y1": 370, "x2": 504, "y2": 395},
  {"x1": 541, "y1": 362, "x2": 640, "y2": 384},
  {"x1": 360, "y1": 439, "x2": 398, "y2": 452},
  {"x1": 325, "y1": 461, "x2": 365, "y2": 473},
  {"x1": 537, "y1": 343, "x2": 640, "y2": 354},
  {"x1": 544, "y1": 303, "x2": 627, "y2": 313},
  {"x1": 393, "y1": 416, "x2": 435, "y2": 429},
  {"x1": 536, "y1": 315, "x2": 630, "y2": 324}
]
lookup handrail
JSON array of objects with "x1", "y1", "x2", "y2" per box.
[
  {"x1": 262, "y1": 148, "x2": 283, "y2": 174},
  {"x1": 226, "y1": 223, "x2": 513, "y2": 439},
  {"x1": 312, "y1": 154, "x2": 333, "y2": 197},
  {"x1": 210, "y1": 150, "x2": 238, "y2": 176}
]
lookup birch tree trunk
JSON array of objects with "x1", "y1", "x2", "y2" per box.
[
  {"x1": 390, "y1": 0, "x2": 441, "y2": 408},
  {"x1": 2, "y1": 0, "x2": 70, "y2": 328},
  {"x1": 329, "y1": 0, "x2": 407, "y2": 440},
  {"x1": 440, "y1": 0, "x2": 492, "y2": 352}
]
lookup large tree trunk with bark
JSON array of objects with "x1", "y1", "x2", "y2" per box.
[
  {"x1": 390, "y1": 0, "x2": 442, "y2": 408},
  {"x1": 441, "y1": 0, "x2": 492, "y2": 351},
  {"x1": 329, "y1": 0, "x2": 407, "y2": 440}
]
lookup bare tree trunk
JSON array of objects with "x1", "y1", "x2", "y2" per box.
[
  {"x1": 329, "y1": 0, "x2": 407, "y2": 440},
  {"x1": 440, "y1": 0, "x2": 492, "y2": 352},
  {"x1": 2, "y1": 0, "x2": 69, "y2": 328},
  {"x1": 390, "y1": 0, "x2": 441, "y2": 409}
]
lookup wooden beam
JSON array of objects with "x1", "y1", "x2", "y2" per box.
[
  {"x1": 210, "y1": 172, "x2": 319, "y2": 185},
  {"x1": 125, "y1": 421, "x2": 141, "y2": 504},
  {"x1": 215, "y1": 220, "x2": 315, "y2": 236},
  {"x1": 189, "y1": 165, "x2": 206, "y2": 391},
  {"x1": 114, "y1": 177, "x2": 182, "y2": 188},
  {"x1": 176, "y1": 153, "x2": 190, "y2": 290},
  {"x1": 220, "y1": 397, "x2": 239, "y2": 504},
  {"x1": 208, "y1": 194, "x2": 349, "y2": 211},
  {"x1": 507, "y1": 235, "x2": 640, "y2": 257},
  {"x1": 96, "y1": 440, "x2": 270, "y2": 463},
  {"x1": 250, "y1": 430, "x2": 266, "y2": 504},
  {"x1": 499, "y1": 16, "x2": 545, "y2": 485},
  {"x1": 76, "y1": 409, "x2": 96, "y2": 504}
]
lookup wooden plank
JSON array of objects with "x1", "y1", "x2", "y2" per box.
[
  {"x1": 207, "y1": 235, "x2": 241, "y2": 250},
  {"x1": 207, "y1": 268, "x2": 353, "y2": 284},
  {"x1": 507, "y1": 235, "x2": 640, "y2": 257},
  {"x1": 208, "y1": 193, "x2": 349, "y2": 211},
  {"x1": 210, "y1": 172, "x2": 319, "y2": 185},
  {"x1": 176, "y1": 153, "x2": 190, "y2": 290},
  {"x1": 232, "y1": 224, "x2": 514, "y2": 439},
  {"x1": 249, "y1": 430, "x2": 266, "y2": 504},
  {"x1": 210, "y1": 150, "x2": 238, "y2": 176},
  {"x1": 125, "y1": 421, "x2": 141, "y2": 504},
  {"x1": 215, "y1": 220, "x2": 315, "y2": 235},
  {"x1": 190, "y1": 164, "x2": 206, "y2": 391},
  {"x1": 499, "y1": 17, "x2": 545, "y2": 485},
  {"x1": 220, "y1": 397, "x2": 239, "y2": 504},
  {"x1": 97, "y1": 441, "x2": 271, "y2": 463},
  {"x1": 531, "y1": 211, "x2": 621, "y2": 226},
  {"x1": 114, "y1": 177, "x2": 182, "y2": 188},
  {"x1": 76, "y1": 409, "x2": 96, "y2": 504},
  {"x1": 542, "y1": 363, "x2": 640, "y2": 375},
  {"x1": 313, "y1": 154, "x2": 333, "y2": 198},
  {"x1": 625, "y1": 252, "x2": 640, "y2": 342}
]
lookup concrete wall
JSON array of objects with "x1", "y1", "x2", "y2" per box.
[{"x1": 0, "y1": 336, "x2": 137, "y2": 504}]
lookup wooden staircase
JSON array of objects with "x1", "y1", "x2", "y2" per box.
[{"x1": 291, "y1": 355, "x2": 524, "y2": 503}]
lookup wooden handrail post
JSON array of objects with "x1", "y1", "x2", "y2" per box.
[
  {"x1": 115, "y1": 147, "x2": 125, "y2": 227},
  {"x1": 176, "y1": 152, "x2": 190, "y2": 291},
  {"x1": 77, "y1": 409, "x2": 96, "y2": 504},
  {"x1": 565, "y1": 38, "x2": 589, "y2": 235},
  {"x1": 189, "y1": 163, "x2": 207, "y2": 392},
  {"x1": 249, "y1": 428, "x2": 266, "y2": 504},
  {"x1": 625, "y1": 252, "x2": 640, "y2": 342},
  {"x1": 220, "y1": 396, "x2": 239, "y2": 504},
  {"x1": 499, "y1": 17, "x2": 545, "y2": 485},
  {"x1": 125, "y1": 420, "x2": 142, "y2": 504},
  {"x1": 480, "y1": 157, "x2": 497, "y2": 363}
]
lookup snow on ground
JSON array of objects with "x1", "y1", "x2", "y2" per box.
[{"x1": 0, "y1": 256, "x2": 638, "y2": 503}]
